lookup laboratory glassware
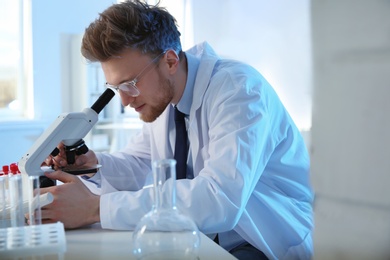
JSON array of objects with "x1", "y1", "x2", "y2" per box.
[{"x1": 132, "y1": 159, "x2": 201, "y2": 260}]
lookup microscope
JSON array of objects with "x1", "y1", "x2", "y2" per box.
[
  {"x1": 18, "y1": 88, "x2": 115, "y2": 185},
  {"x1": 0, "y1": 89, "x2": 115, "y2": 259}
]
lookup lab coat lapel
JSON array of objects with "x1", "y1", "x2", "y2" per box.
[
  {"x1": 188, "y1": 41, "x2": 220, "y2": 112},
  {"x1": 150, "y1": 105, "x2": 173, "y2": 160},
  {"x1": 187, "y1": 42, "x2": 220, "y2": 175}
]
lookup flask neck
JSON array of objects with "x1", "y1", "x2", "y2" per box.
[
  {"x1": 153, "y1": 169, "x2": 177, "y2": 211},
  {"x1": 152, "y1": 159, "x2": 177, "y2": 211}
]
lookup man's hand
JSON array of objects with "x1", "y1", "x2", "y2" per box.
[{"x1": 30, "y1": 171, "x2": 100, "y2": 229}]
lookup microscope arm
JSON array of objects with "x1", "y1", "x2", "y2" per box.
[{"x1": 18, "y1": 88, "x2": 115, "y2": 176}]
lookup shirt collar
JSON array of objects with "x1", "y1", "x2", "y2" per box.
[{"x1": 175, "y1": 52, "x2": 200, "y2": 116}]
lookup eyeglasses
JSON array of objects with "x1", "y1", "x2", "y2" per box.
[{"x1": 105, "y1": 52, "x2": 165, "y2": 97}]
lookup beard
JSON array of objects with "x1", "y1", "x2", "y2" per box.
[{"x1": 139, "y1": 72, "x2": 174, "y2": 123}]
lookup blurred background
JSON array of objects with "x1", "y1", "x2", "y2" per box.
[{"x1": 0, "y1": 0, "x2": 389, "y2": 259}]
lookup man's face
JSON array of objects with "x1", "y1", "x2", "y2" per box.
[{"x1": 101, "y1": 49, "x2": 174, "y2": 122}]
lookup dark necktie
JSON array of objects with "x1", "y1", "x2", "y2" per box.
[{"x1": 174, "y1": 106, "x2": 188, "y2": 179}]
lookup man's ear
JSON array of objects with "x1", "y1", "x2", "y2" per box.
[{"x1": 165, "y1": 49, "x2": 180, "y2": 72}]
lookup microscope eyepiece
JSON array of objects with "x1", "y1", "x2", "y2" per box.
[{"x1": 91, "y1": 88, "x2": 115, "y2": 114}]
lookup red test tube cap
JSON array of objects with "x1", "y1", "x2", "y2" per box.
[
  {"x1": 2, "y1": 165, "x2": 9, "y2": 174},
  {"x1": 10, "y1": 163, "x2": 19, "y2": 174}
]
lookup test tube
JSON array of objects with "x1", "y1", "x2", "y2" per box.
[
  {"x1": 28, "y1": 175, "x2": 42, "y2": 225},
  {"x1": 1, "y1": 166, "x2": 10, "y2": 228},
  {"x1": 9, "y1": 174, "x2": 24, "y2": 227},
  {"x1": 0, "y1": 176, "x2": 7, "y2": 228}
]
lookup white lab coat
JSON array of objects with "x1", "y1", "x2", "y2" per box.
[{"x1": 93, "y1": 42, "x2": 314, "y2": 259}]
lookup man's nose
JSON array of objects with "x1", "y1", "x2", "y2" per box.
[{"x1": 120, "y1": 93, "x2": 136, "y2": 107}]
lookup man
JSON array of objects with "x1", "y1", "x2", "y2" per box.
[{"x1": 40, "y1": 1, "x2": 314, "y2": 259}]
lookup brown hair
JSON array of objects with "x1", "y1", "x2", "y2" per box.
[{"x1": 81, "y1": 0, "x2": 181, "y2": 62}]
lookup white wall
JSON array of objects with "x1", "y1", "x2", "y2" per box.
[
  {"x1": 189, "y1": 0, "x2": 312, "y2": 131},
  {"x1": 311, "y1": 0, "x2": 390, "y2": 259},
  {"x1": 31, "y1": 0, "x2": 113, "y2": 121}
]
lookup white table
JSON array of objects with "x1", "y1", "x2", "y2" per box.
[{"x1": 62, "y1": 224, "x2": 237, "y2": 260}]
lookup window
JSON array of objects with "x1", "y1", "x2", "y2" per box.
[{"x1": 0, "y1": 0, "x2": 32, "y2": 119}]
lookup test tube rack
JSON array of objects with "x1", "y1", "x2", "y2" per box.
[
  {"x1": 0, "y1": 166, "x2": 66, "y2": 259},
  {"x1": 0, "y1": 222, "x2": 66, "y2": 259}
]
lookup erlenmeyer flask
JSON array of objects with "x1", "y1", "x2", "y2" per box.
[{"x1": 132, "y1": 159, "x2": 200, "y2": 260}]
